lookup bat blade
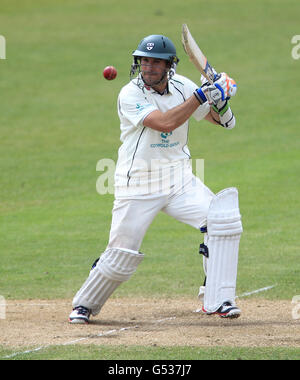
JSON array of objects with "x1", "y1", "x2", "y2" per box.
[{"x1": 181, "y1": 24, "x2": 216, "y2": 84}]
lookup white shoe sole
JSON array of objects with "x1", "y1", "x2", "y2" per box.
[
  {"x1": 202, "y1": 306, "x2": 241, "y2": 319},
  {"x1": 69, "y1": 318, "x2": 89, "y2": 324},
  {"x1": 219, "y1": 309, "x2": 241, "y2": 319}
]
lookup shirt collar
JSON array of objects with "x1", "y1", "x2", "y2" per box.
[{"x1": 144, "y1": 81, "x2": 174, "y2": 96}]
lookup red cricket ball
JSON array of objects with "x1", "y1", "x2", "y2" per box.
[{"x1": 103, "y1": 66, "x2": 117, "y2": 80}]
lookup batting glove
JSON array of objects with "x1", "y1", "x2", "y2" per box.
[
  {"x1": 215, "y1": 72, "x2": 237, "y2": 99},
  {"x1": 194, "y1": 72, "x2": 237, "y2": 107}
]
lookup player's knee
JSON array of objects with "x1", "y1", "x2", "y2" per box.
[
  {"x1": 93, "y1": 248, "x2": 144, "y2": 282},
  {"x1": 207, "y1": 187, "x2": 242, "y2": 237}
]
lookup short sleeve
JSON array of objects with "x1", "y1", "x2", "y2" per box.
[
  {"x1": 118, "y1": 86, "x2": 157, "y2": 128},
  {"x1": 192, "y1": 101, "x2": 210, "y2": 121}
]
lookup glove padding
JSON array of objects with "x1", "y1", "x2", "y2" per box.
[
  {"x1": 215, "y1": 72, "x2": 237, "y2": 99},
  {"x1": 215, "y1": 101, "x2": 236, "y2": 129},
  {"x1": 194, "y1": 73, "x2": 237, "y2": 107}
]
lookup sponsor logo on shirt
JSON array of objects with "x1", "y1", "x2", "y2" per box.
[
  {"x1": 150, "y1": 131, "x2": 179, "y2": 148},
  {"x1": 160, "y1": 132, "x2": 172, "y2": 139},
  {"x1": 136, "y1": 103, "x2": 152, "y2": 114}
]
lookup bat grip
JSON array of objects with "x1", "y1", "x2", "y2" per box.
[{"x1": 214, "y1": 73, "x2": 221, "y2": 82}]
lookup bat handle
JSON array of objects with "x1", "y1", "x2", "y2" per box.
[{"x1": 214, "y1": 73, "x2": 221, "y2": 82}]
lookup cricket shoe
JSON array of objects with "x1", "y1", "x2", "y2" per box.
[
  {"x1": 69, "y1": 306, "x2": 91, "y2": 324},
  {"x1": 202, "y1": 302, "x2": 241, "y2": 319}
]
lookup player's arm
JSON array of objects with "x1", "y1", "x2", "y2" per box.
[
  {"x1": 205, "y1": 108, "x2": 221, "y2": 125},
  {"x1": 143, "y1": 95, "x2": 200, "y2": 133},
  {"x1": 144, "y1": 72, "x2": 236, "y2": 132},
  {"x1": 204, "y1": 102, "x2": 235, "y2": 129}
]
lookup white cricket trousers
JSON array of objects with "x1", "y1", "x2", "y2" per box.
[
  {"x1": 107, "y1": 173, "x2": 213, "y2": 252},
  {"x1": 72, "y1": 169, "x2": 214, "y2": 315}
]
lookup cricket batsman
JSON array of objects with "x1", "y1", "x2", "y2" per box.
[{"x1": 69, "y1": 34, "x2": 243, "y2": 324}]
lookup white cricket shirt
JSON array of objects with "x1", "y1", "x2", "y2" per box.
[{"x1": 115, "y1": 73, "x2": 210, "y2": 196}]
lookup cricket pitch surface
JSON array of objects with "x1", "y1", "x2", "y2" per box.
[{"x1": 1, "y1": 298, "x2": 299, "y2": 349}]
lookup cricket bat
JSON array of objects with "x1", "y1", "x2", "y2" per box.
[{"x1": 181, "y1": 24, "x2": 218, "y2": 84}]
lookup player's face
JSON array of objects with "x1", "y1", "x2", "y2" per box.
[{"x1": 140, "y1": 57, "x2": 168, "y2": 88}]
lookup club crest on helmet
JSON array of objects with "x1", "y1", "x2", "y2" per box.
[{"x1": 146, "y1": 42, "x2": 155, "y2": 51}]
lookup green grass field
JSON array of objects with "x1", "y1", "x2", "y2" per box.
[{"x1": 0, "y1": 0, "x2": 300, "y2": 360}]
